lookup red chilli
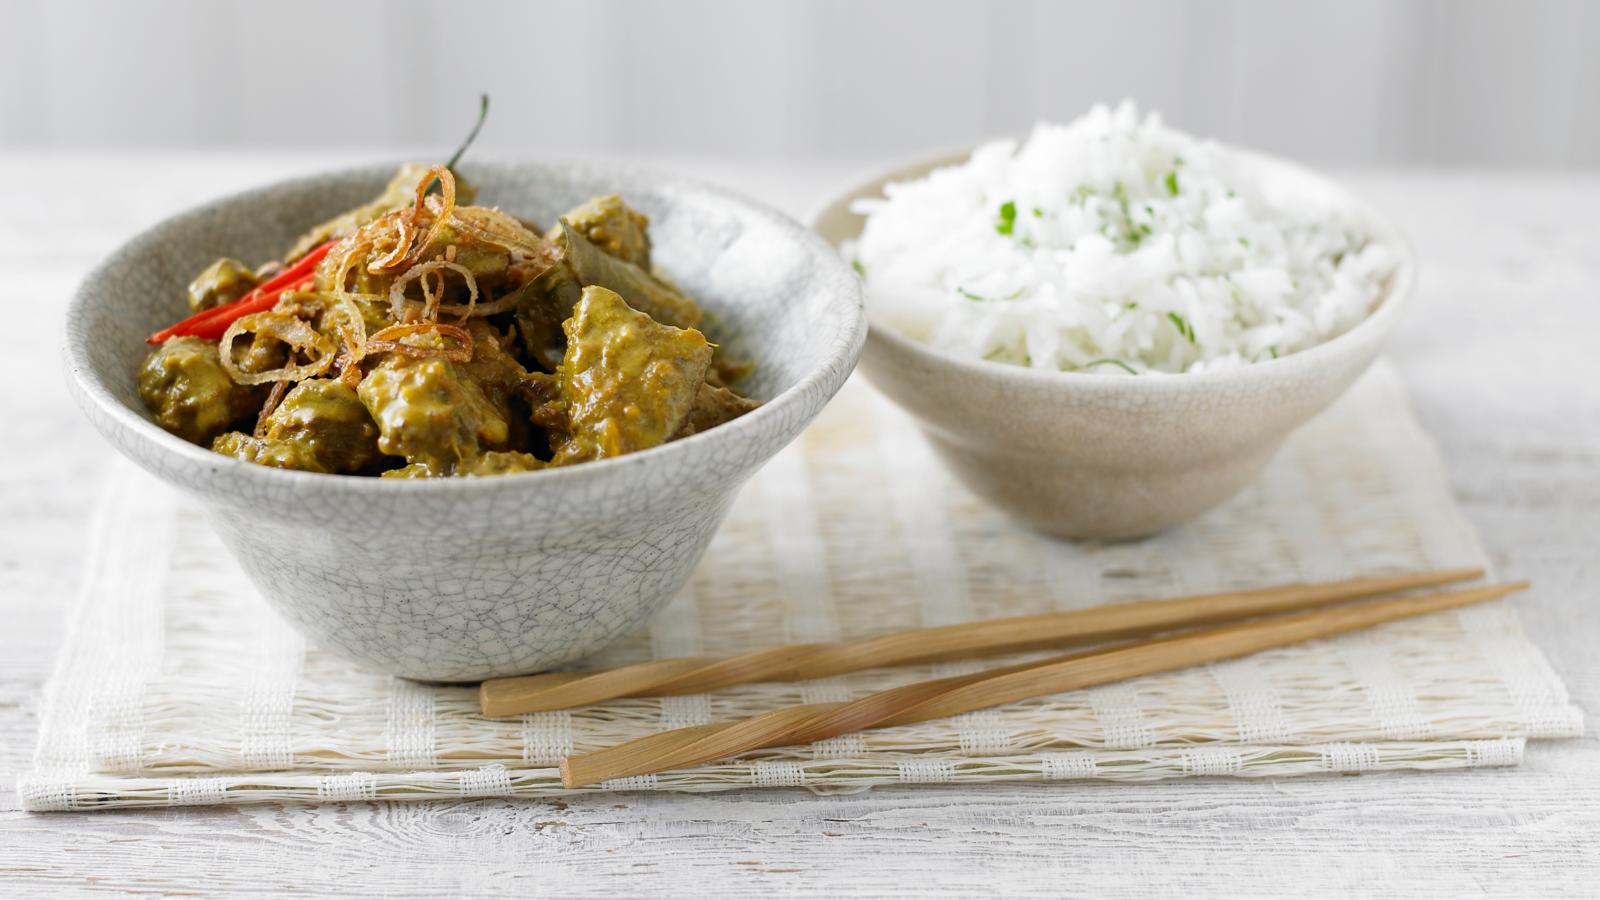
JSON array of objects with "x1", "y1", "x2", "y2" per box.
[{"x1": 146, "y1": 240, "x2": 337, "y2": 345}]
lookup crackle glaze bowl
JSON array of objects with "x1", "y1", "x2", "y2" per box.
[
  {"x1": 66, "y1": 162, "x2": 865, "y2": 681},
  {"x1": 813, "y1": 148, "x2": 1414, "y2": 541}
]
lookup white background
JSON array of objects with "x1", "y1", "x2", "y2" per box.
[{"x1": 3, "y1": 0, "x2": 1596, "y2": 168}]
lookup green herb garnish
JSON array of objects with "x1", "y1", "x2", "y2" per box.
[
  {"x1": 958, "y1": 287, "x2": 986, "y2": 302},
  {"x1": 851, "y1": 258, "x2": 865, "y2": 277},
  {"x1": 1032, "y1": 206, "x2": 1044, "y2": 218},
  {"x1": 1164, "y1": 170, "x2": 1180, "y2": 196},
  {"x1": 426, "y1": 93, "x2": 490, "y2": 196},
  {"x1": 996, "y1": 200, "x2": 1017, "y2": 236},
  {"x1": 1167, "y1": 312, "x2": 1196, "y2": 344},
  {"x1": 1084, "y1": 358, "x2": 1139, "y2": 375}
]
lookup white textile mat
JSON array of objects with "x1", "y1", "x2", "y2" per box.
[{"x1": 21, "y1": 363, "x2": 1582, "y2": 810}]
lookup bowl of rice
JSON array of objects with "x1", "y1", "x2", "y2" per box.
[{"x1": 813, "y1": 102, "x2": 1413, "y2": 539}]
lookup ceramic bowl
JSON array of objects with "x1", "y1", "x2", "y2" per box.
[
  {"x1": 67, "y1": 162, "x2": 865, "y2": 681},
  {"x1": 813, "y1": 148, "x2": 1413, "y2": 540}
]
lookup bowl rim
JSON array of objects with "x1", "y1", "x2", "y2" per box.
[
  {"x1": 809, "y1": 140, "x2": 1416, "y2": 394},
  {"x1": 66, "y1": 159, "x2": 866, "y2": 495}
]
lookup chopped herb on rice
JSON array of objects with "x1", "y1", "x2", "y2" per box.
[
  {"x1": 846, "y1": 101, "x2": 1396, "y2": 374},
  {"x1": 1167, "y1": 312, "x2": 1197, "y2": 344},
  {"x1": 995, "y1": 200, "x2": 1017, "y2": 236}
]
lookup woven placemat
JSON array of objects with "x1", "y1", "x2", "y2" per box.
[{"x1": 21, "y1": 363, "x2": 1581, "y2": 810}]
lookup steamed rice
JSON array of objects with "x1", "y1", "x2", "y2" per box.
[{"x1": 847, "y1": 102, "x2": 1398, "y2": 374}]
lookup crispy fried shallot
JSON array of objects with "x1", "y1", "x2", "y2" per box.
[
  {"x1": 365, "y1": 321, "x2": 475, "y2": 363},
  {"x1": 219, "y1": 312, "x2": 337, "y2": 386}
]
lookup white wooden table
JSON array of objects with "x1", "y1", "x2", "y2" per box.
[{"x1": 1, "y1": 154, "x2": 1595, "y2": 897}]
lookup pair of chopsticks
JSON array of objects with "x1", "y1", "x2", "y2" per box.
[{"x1": 478, "y1": 568, "x2": 1524, "y2": 788}]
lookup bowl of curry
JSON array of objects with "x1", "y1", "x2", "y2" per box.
[{"x1": 66, "y1": 161, "x2": 865, "y2": 680}]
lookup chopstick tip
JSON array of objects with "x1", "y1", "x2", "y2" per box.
[
  {"x1": 478, "y1": 680, "x2": 516, "y2": 719},
  {"x1": 559, "y1": 758, "x2": 593, "y2": 790}
]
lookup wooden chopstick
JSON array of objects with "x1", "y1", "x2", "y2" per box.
[
  {"x1": 481, "y1": 568, "x2": 1483, "y2": 717},
  {"x1": 560, "y1": 580, "x2": 1526, "y2": 787}
]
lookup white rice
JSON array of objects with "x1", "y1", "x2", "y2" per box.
[{"x1": 847, "y1": 101, "x2": 1398, "y2": 374}]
